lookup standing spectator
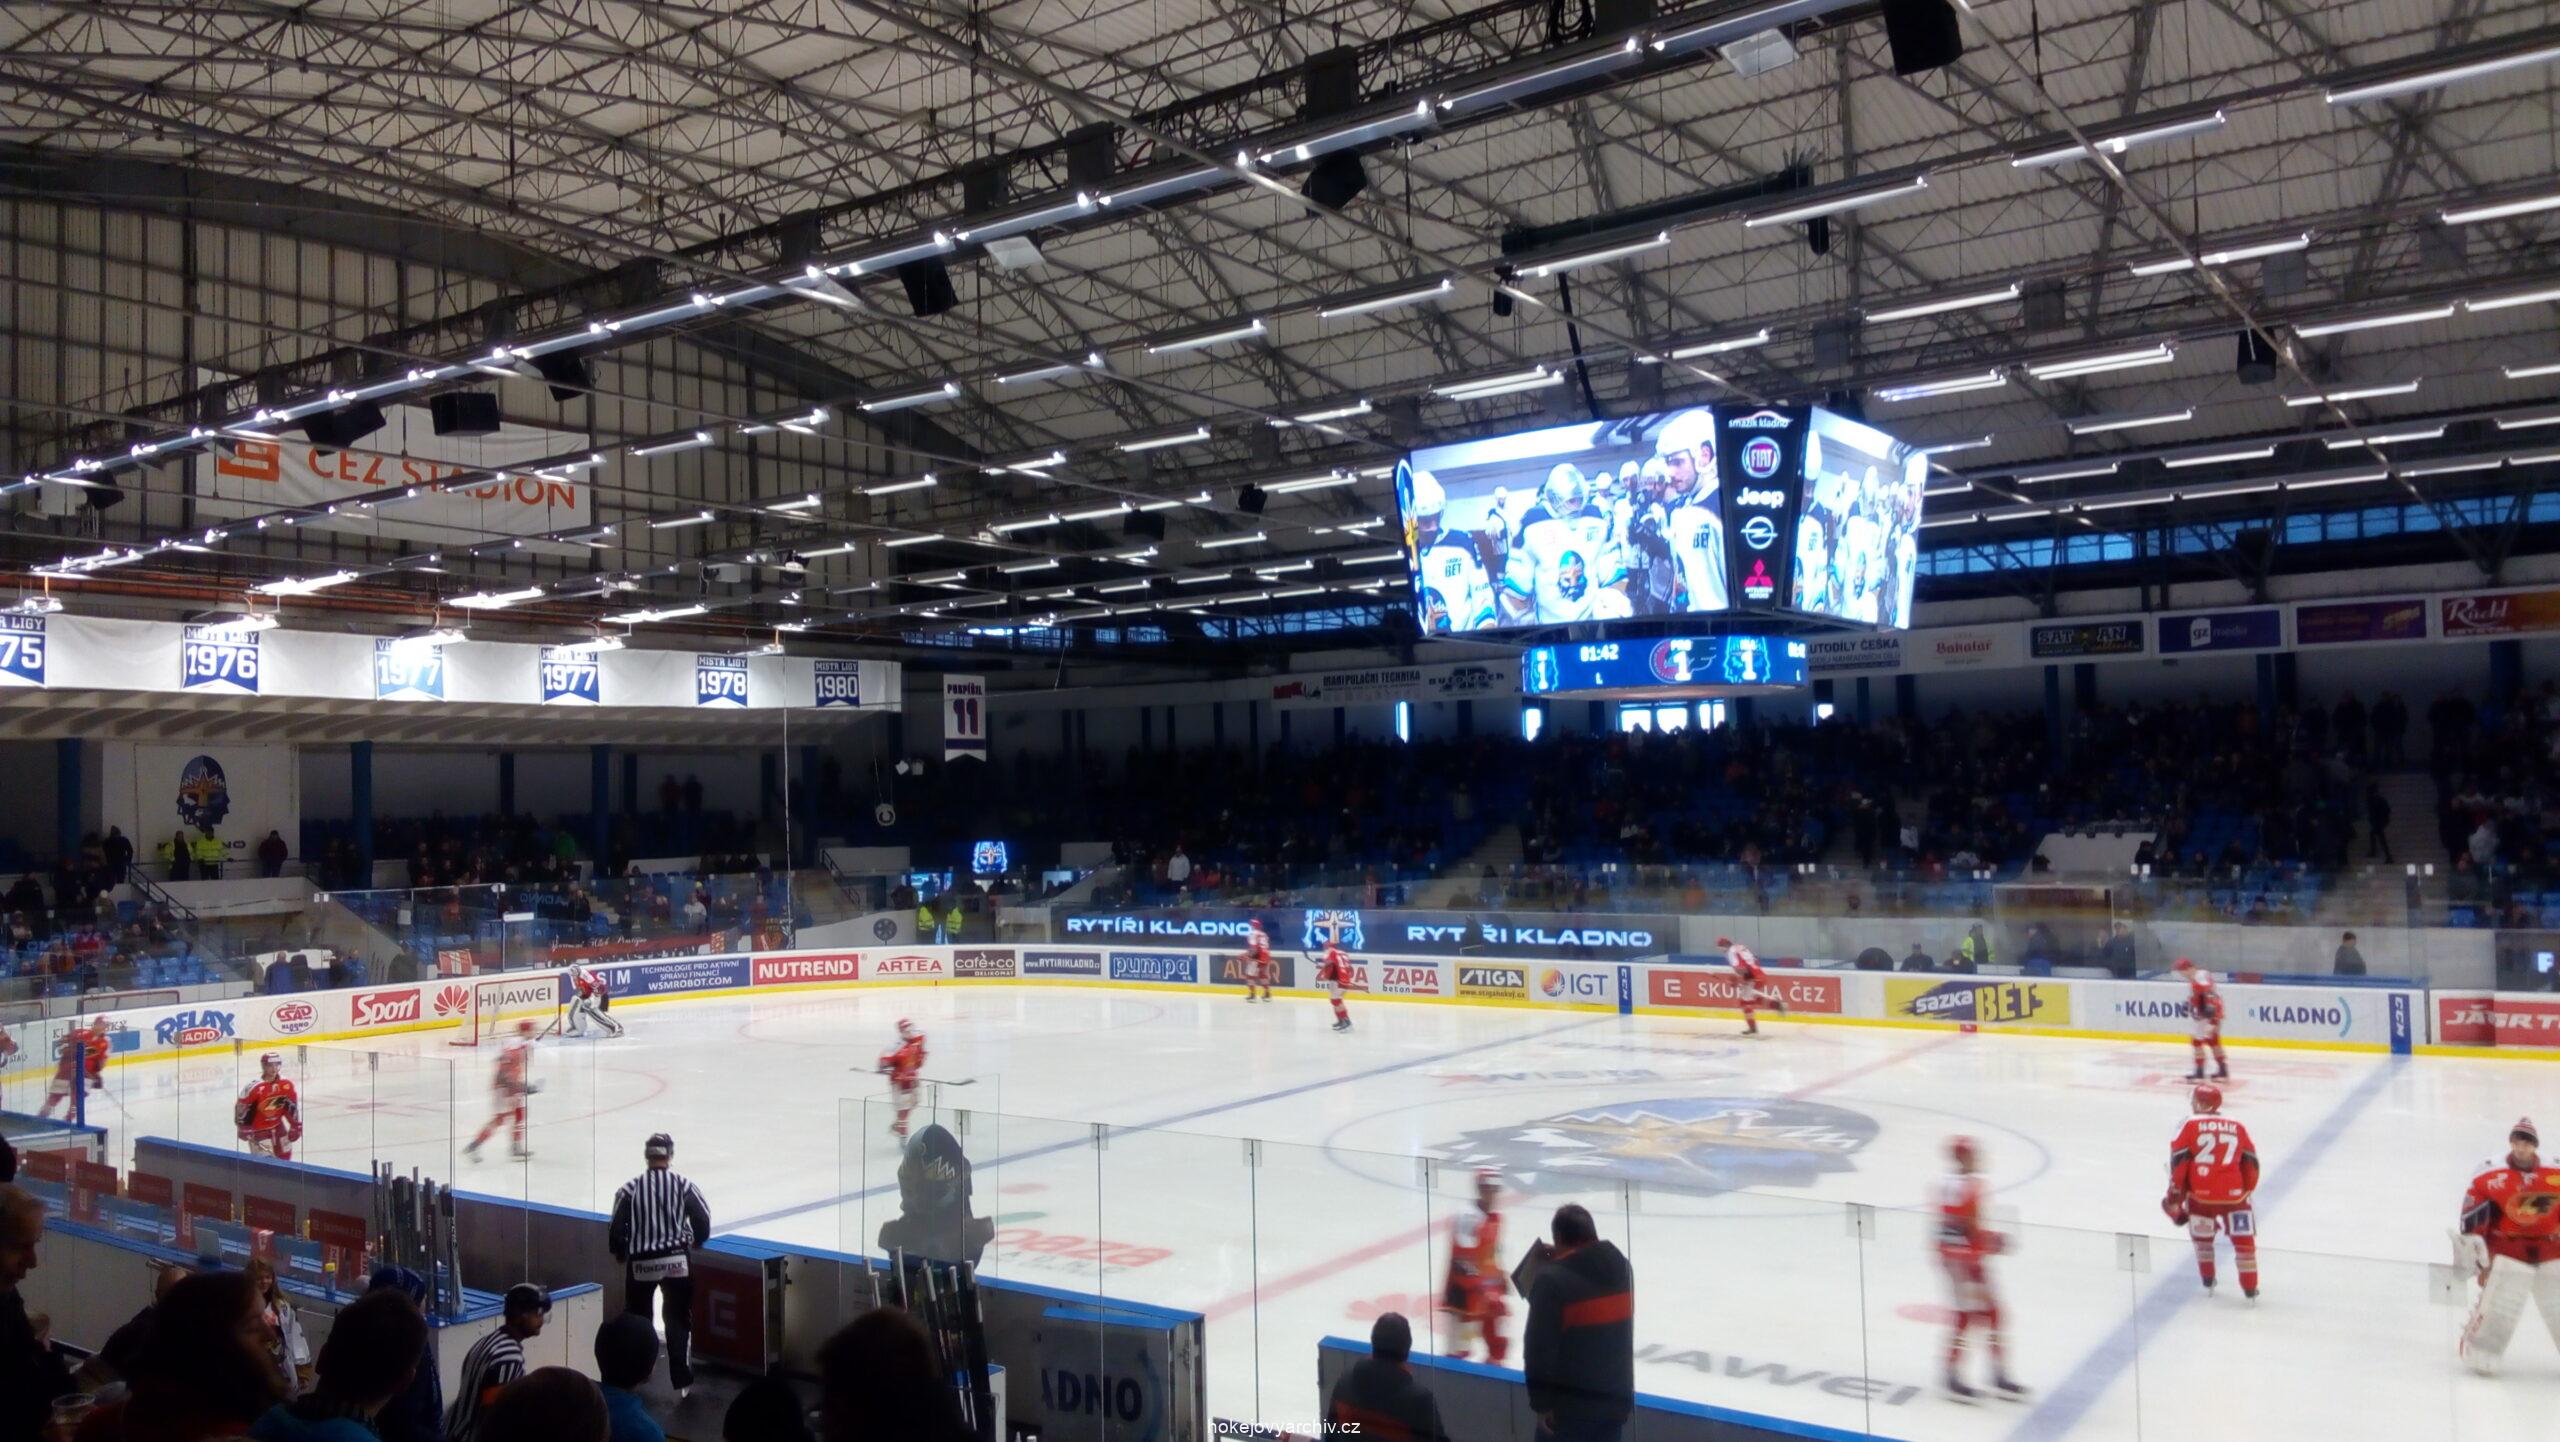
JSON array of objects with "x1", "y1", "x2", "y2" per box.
[
  {"x1": 74, "y1": 1270, "x2": 284, "y2": 1442},
  {"x1": 609, "y1": 1134, "x2": 711, "y2": 1399},
  {"x1": 246, "y1": 1256, "x2": 311, "y2": 1396},
  {"x1": 367, "y1": 1266, "x2": 442, "y2": 1442},
  {"x1": 258, "y1": 831, "x2": 291, "y2": 879},
  {"x1": 2373, "y1": 690, "x2": 2408, "y2": 765},
  {"x1": 593, "y1": 1315, "x2": 663, "y2": 1442},
  {"x1": 2098, "y1": 922, "x2": 2137, "y2": 979},
  {"x1": 2335, "y1": 930, "x2": 2368, "y2": 976},
  {"x1": 1523, "y1": 1204, "x2": 1634, "y2": 1442},
  {"x1": 940, "y1": 895, "x2": 964, "y2": 944},
  {"x1": 722, "y1": 1378, "x2": 814, "y2": 1442},
  {"x1": 447, "y1": 1284, "x2": 548, "y2": 1442},
  {"x1": 481, "y1": 1368, "x2": 607, "y2": 1442},
  {"x1": 2365, "y1": 783, "x2": 2393, "y2": 861},
  {"x1": 161, "y1": 830, "x2": 194, "y2": 881},
  {"x1": 1, "y1": 1185, "x2": 75, "y2": 1441},
  {"x1": 101, "y1": 826, "x2": 134, "y2": 885},
  {"x1": 1324, "y1": 1312, "x2": 1450, "y2": 1442},
  {"x1": 250, "y1": 1288, "x2": 428, "y2": 1442},
  {"x1": 1165, "y1": 846, "x2": 1193, "y2": 888},
  {"x1": 816, "y1": 1307, "x2": 971, "y2": 1442},
  {"x1": 680, "y1": 775, "x2": 704, "y2": 814}
]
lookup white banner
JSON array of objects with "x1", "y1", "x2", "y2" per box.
[
  {"x1": 944, "y1": 674, "x2": 988, "y2": 760},
  {"x1": 1270, "y1": 658, "x2": 1518, "y2": 709},
  {"x1": 191, "y1": 396, "x2": 591, "y2": 544},
  {"x1": 102, "y1": 741, "x2": 300, "y2": 874}
]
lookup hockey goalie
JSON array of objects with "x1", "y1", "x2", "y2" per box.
[{"x1": 2457, "y1": 1117, "x2": 2560, "y2": 1374}]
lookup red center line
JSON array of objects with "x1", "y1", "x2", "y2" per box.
[{"x1": 1189, "y1": 1028, "x2": 1968, "y2": 1324}]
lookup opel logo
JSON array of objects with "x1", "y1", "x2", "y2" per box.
[{"x1": 1740, "y1": 515, "x2": 1779, "y2": 549}]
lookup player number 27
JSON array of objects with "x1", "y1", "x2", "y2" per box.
[{"x1": 2198, "y1": 1132, "x2": 2240, "y2": 1166}]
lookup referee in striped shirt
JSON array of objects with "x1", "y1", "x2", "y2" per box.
[
  {"x1": 446, "y1": 1283, "x2": 548, "y2": 1442},
  {"x1": 611, "y1": 1131, "x2": 712, "y2": 1396}
]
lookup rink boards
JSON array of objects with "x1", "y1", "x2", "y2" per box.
[{"x1": 21, "y1": 943, "x2": 2553, "y2": 1080}]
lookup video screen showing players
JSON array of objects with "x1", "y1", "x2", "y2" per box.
[
  {"x1": 1398, "y1": 408, "x2": 1728, "y2": 634},
  {"x1": 1791, "y1": 407, "x2": 1926, "y2": 629}
]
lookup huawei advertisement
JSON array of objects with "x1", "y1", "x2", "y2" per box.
[{"x1": 1397, "y1": 404, "x2": 1923, "y2": 635}]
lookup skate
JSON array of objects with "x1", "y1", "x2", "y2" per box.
[
  {"x1": 1993, "y1": 1377, "x2": 2028, "y2": 1401},
  {"x1": 2213, "y1": 1065, "x2": 2230, "y2": 1081},
  {"x1": 2200, "y1": 1277, "x2": 2215, "y2": 1295},
  {"x1": 463, "y1": 1140, "x2": 483, "y2": 1163},
  {"x1": 1332, "y1": 1018, "x2": 1351, "y2": 1032},
  {"x1": 2185, "y1": 1069, "x2": 2206, "y2": 1082},
  {"x1": 2242, "y1": 1284, "x2": 2259, "y2": 1302},
  {"x1": 509, "y1": 1145, "x2": 532, "y2": 1161},
  {"x1": 1945, "y1": 1376, "x2": 1979, "y2": 1404}
]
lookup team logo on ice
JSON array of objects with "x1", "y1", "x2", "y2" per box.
[
  {"x1": 1443, "y1": 1097, "x2": 1875, "y2": 1194},
  {"x1": 1300, "y1": 909, "x2": 1364, "y2": 951}
]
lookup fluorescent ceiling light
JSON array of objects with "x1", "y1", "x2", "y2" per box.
[
  {"x1": 2128, "y1": 233, "x2": 2313, "y2": 277},
  {"x1": 2067, "y1": 408, "x2": 2193, "y2": 435},
  {"x1": 1271, "y1": 586, "x2": 1329, "y2": 600},
  {"x1": 1256, "y1": 561, "x2": 1315, "y2": 576},
  {"x1": 999, "y1": 559, "x2": 1060, "y2": 574},
  {"x1": 1264, "y1": 471, "x2": 1354, "y2": 494},
  {"x1": 2397, "y1": 457, "x2": 2503, "y2": 477},
  {"x1": 1137, "y1": 493, "x2": 1206, "y2": 512},
  {"x1": 2464, "y1": 284, "x2": 2560, "y2": 314},
  {"x1": 1344, "y1": 551, "x2": 1406, "y2": 566},
  {"x1": 859, "y1": 382, "x2": 963, "y2": 413},
  {"x1": 2010, "y1": 110, "x2": 2227, "y2": 168},
  {"x1": 451, "y1": 587, "x2": 546, "y2": 611},
  {"x1": 389, "y1": 626, "x2": 468, "y2": 651},
  {"x1": 560, "y1": 634, "x2": 625, "y2": 654},
  {"x1": 1260, "y1": 100, "x2": 1436, "y2": 165},
  {"x1": 994, "y1": 450, "x2": 1067, "y2": 474},
  {"x1": 1286, "y1": 401, "x2": 1374, "y2": 425},
  {"x1": 995, "y1": 354, "x2": 1106, "y2": 386},
  {"x1": 2013, "y1": 462, "x2": 2120, "y2": 484},
  {"x1": 631, "y1": 432, "x2": 712, "y2": 458},
  {"x1": 840, "y1": 232, "x2": 956, "y2": 277},
  {"x1": 991, "y1": 514, "x2": 1060, "y2": 534},
  {"x1": 1873, "y1": 369, "x2": 2008, "y2": 403},
  {"x1": 1175, "y1": 572, "x2": 1234, "y2": 585},
  {"x1": 1668, "y1": 329, "x2": 1771, "y2": 360},
  {"x1": 2026, "y1": 344, "x2": 2177, "y2": 380},
  {"x1": 1147, "y1": 318, "x2": 1266, "y2": 355},
  {"x1": 1917, "y1": 436, "x2": 1993, "y2": 456},
  {"x1": 882, "y1": 535, "x2": 938, "y2": 547},
  {"x1": 1097, "y1": 580, "x2": 1152, "y2": 594},
  {"x1": 1864, "y1": 283, "x2": 2020, "y2": 325},
  {"x1": 1433, "y1": 366, "x2": 1561, "y2": 400},
  {"x1": 1742, "y1": 173, "x2": 1930, "y2": 228},
  {"x1": 2324, "y1": 40, "x2": 2560, "y2": 106},
  {"x1": 604, "y1": 604, "x2": 708, "y2": 625},
  {"x1": 2496, "y1": 407, "x2": 2560, "y2": 431},
  {"x1": 2163, "y1": 446, "x2": 2277, "y2": 469},
  {"x1": 1319, "y1": 278, "x2": 1455, "y2": 321},
  {"x1": 1117, "y1": 428, "x2": 1212, "y2": 454},
  {"x1": 767, "y1": 494, "x2": 823, "y2": 514},
  {"x1": 908, "y1": 571, "x2": 969, "y2": 585},
  {"x1": 2180, "y1": 481, "x2": 2281, "y2": 499},
  {"x1": 2443, "y1": 189, "x2": 2560, "y2": 225},
  {"x1": 1109, "y1": 546, "x2": 1159, "y2": 561},
  {"x1": 800, "y1": 543, "x2": 860, "y2": 559},
  {"x1": 2285, "y1": 380, "x2": 2423, "y2": 406},
  {"x1": 2503, "y1": 360, "x2": 2560, "y2": 381},
  {"x1": 197, "y1": 612, "x2": 278, "y2": 635},
  {"x1": 1098, "y1": 167, "x2": 1222, "y2": 210},
  {"x1": 1923, "y1": 481, "x2": 1973, "y2": 498},
  {"x1": 2325, "y1": 426, "x2": 2447, "y2": 448},
  {"x1": 782, "y1": 269, "x2": 862, "y2": 310},
  {"x1": 2294, "y1": 302, "x2": 2457, "y2": 337},
  {"x1": 1060, "y1": 503, "x2": 1134, "y2": 522},
  {"x1": 651, "y1": 510, "x2": 716, "y2": 530},
  {"x1": 1436, "y1": 36, "x2": 1642, "y2": 116},
  {"x1": 1521, "y1": 231, "x2": 1669, "y2": 278},
  {"x1": 863, "y1": 475, "x2": 939, "y2": 497},
  {"x1": 953, "y1": 192, "x2": 1096, "y2": 243},
  {"x1": 250, "y1": 570, "x2": 359, "y2": 597},
  {"x1": 2284, "y1": 469, "x2": 2391, "y2": 491},
  {"x1": 1198, "y1": 531, "x2": 1267, "y2": 550},
  {"x1": 2512, "y1": 448, "x2": 2560, "y2": 465}
]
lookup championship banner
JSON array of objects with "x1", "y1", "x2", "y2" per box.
[
  {"x1": 372, "y1": 640, "x2": 445, "y2": 702},
  {"x1": 191, "y1": 385, "x2": 591, "y2": 545},
  {"x1": 813, "y1": 659, "x2": 863, "y2": 708},
  {"x1": 102, "y1": 741, "x2": 300, "y2": 875},
  {"x1": 0, "y1": 614, "x2": 45, "y2": 687},
  {"x1": 180, "y1": 622, "x2": 262, "y2": 695},
  {"x1": 694, "y1": 654, "x2": 749, "y2": 708},
  {"x1": 944, "y1": 674, "x2": 987, "y2": 760},
  {"x1": 539, "y1": 646, "x2": 603, "y2": 706}
]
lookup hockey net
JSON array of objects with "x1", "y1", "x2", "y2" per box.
[{"x1": 444, "y1": 972, "x2": 565, "y2": 1046}]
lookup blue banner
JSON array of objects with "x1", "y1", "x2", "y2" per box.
[
  {"x1": 1060, "y1": 907, "x2": 1677, "y2": 960},
  {"x1": 373, "y1": 639, "x2": 445, "y2": 701},
  {"x1": 1108, "y1": 951, "x2": 1199, "y2": 984},
  {"x1": 596, "y1": 955, "x2": 750, "y2": 997},
  {"x1": 180, "y1": 623, "x2": 262, "y2": 694},
  {"x1": 2157, "y1": 608, "x2": 2283, "y2": 654},
  {"x1": 813, "y1": 659, "x2": 863, "y2": 708},
  {"x1": 0, "y1": 614, "x2": 45, "y2": 688},
  {"x1": 539, "y1": 646, "x2": 602, "y2": 705},
  {"x1": 695, "y1": 654, "x2": 749, "y2": 708}
]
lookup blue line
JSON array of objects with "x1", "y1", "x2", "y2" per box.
[
  {"x1": 720, "y1": 1011, "x2": 1617, "y2": 1232},
  {"x1": 2004, "y1": 1055, "x2": 2405, "y2": 1442}
]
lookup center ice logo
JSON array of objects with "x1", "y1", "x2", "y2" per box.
[{"x1": 1442, "y1": 1097, "x2": 1875, "y2": 1194}]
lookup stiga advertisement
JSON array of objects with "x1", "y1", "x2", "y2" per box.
[
  {"x1": 1885, "y1": 977, "x2": 2066, "y2": 1027},
  {"x1": 1456, "y1": 965, "x2": 1528, "y2": 1000}
]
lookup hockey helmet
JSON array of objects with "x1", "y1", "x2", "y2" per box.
[
  {"x1": 645, "y1": 1132, "x2": 674, "y2": 1161},
  {"x1": 1948, "y1": 1135, "x2": 1981, "y2": 1170},
  {"x1": 1474, "y1": 1166, "x2": 1502, "y2": 1194},
  {"x1": 259, "y1": 1051, "x2": 282, "y2": 1074},
  {"x1": 2171, "y1": 956, "x2": 2196, "y2": 974},
  {"x1": 1715, "y1": 936, "x2": 1733, "y2": 949},
  {"x1": 1408, "y1": 469, "x2": 1446, "y2": 519},
  {"x1": 1540, "y1": 463, "x2": 1586, "y2": 518},
  {"x1": 2514, "y1": 1117, "x2": 2540, "y2": 1148},
  {"x1": 898, "y1": 1017, "x2": 920, "y2": 1039},
  {"x1": 517, "y1": 1020, "x2": 536, "y2": 1036},
  {"x1": 2191, "y1": 1082, "x2": 2222, "y2": 1114},
  {"x1": 1654, "y1": 409, "x2": 1716, "y2": 465}
]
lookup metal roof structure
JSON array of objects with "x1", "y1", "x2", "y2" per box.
[{"x1": 4, "y1": 0, "x2": 2558, "y2": 660}]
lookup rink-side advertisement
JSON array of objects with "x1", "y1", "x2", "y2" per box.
[{"x1": 1056, "y1": 906, "x2": 1679, "y2": 961}]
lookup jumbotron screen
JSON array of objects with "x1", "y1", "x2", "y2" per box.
[
  {"x1": 1522, "y1": 635, "x2": 1810, "y2": 697},
  {"x1": 1395, "y1": 404, "x2": 1924, "y2": 634}
]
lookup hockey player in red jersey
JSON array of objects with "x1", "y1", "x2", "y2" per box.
[
  {"x1": 1441, "y1": 1167, "x2": 1508, "y2": 1363},
  {"x1": 38, "y1": 1022, "x2": 107, "y2": 1119},
  {"x1": 567, "y1": 962, "x2": 624, "y2": 1038},
  {"x1": 1238, "y1": 920, "x2": 1277, "y2": 1003},
  {"x1": 1717, "y1": 937, "x2": 1789, "y2": 1036},
  {"x1": 463, "y1": 1021, "x2": 539, "y2": 1162},
  {"x1": 2456, "y1": 1117, "x2": 2560, "y2": 1374},
  {"x1": 1315, "y1": 939, "x2": 1359, "y2": 1031},
  {"x1": 1936, "y1": 1136, "x2": 2025, "y2": 1402},
  {"x1": 878, "y1": 1018, "x2": 926, "y2": 1138},
  {"x1": 2171, "y1": 957, "x2": 2228, "y2": 1080},
  {"x1": 2163, "y1": 1082, "x2": 2259, "y2": 1299},
  {"x1": 234, "y1": 1051, "x2": 304, "y2": 1161}
]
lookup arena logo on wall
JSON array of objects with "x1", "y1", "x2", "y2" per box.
[
  {"x1": 1109, "y1": 951, "x2": 1199, "y2": 984},
  {"x1": 1021, "y1": 950, "x2": 1103, "y2": 978},
  {"x1": 1647, "y1": 970, "x2": 1844, "y2": 1014},
  {"x1": 1885, "y1": 977, "x2": 2066, "y2": 1027},
  {"x1": 952, "y1": 949, "x2": 1019, "y2": 979},
  {"x1": 1445, "y1": 1097, "x2": 1875, "y2": 1194},
  {"x1": 754, "y1": 953, "x2": 860, "y2": 986}
]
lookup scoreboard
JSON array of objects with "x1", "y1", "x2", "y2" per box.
[{"x1": 1521, "y1": 634, "x2": 1808, "y2": 697}]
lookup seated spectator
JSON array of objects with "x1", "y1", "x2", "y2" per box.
[
  {"x1": 482, "y1": 1367, "x2": 608, "y2": 1442},
  {"x1": 250, "y1": 1288, "x2": 427, "y2": 1442},
  {"x1": 366, "y1": 1266, "x2": 441, "y2": 1442},
  {"x1": 246, "y1": 1255, "x2": 312, "y2": 1396},
  {"x1": 2, "y1": 1185, "x2": 75, "y2": 1440},
  {"x1": 79, "y1": 1261, "x2": 188, "y2": 1390},
  {"x1": 817, "y1": 1307, "x2": 972, "y2": 1442},
  {"x1": 76, "y1": 1269, "x2": 285, "y2": 1442},
  {"x1": 593, "y1": 1315, "x2": 663, "y2": 1442},
  {"x1": 2335, "y1": 930, "x2": 2367, "y2": 976},
  {"x1": 2099, "y1": 922, "x2": 2137, "y2": 979},
  {"x1": 1325, "y1": 1312, "x2": 1449, "y2": 1442},
  {"x1": 722, "y1": 1378, "x2": 814, "y2": 1442},
  {"x1": 1899, "y1": 943, "x2": 1936, "y2": 973},
  {"x1": 1854, "y1": 946, "x2": 1894, "y2": 971}
]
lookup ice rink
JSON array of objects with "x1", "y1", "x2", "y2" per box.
[{"x1": 40, "y1": 983, "x2": 2560, "y2": 1441}]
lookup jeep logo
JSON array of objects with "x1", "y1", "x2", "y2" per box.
[{"x1": 1735, "y1": 487, "x2": 1786, "y2": 508}]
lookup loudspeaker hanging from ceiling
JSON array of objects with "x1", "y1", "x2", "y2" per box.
[
  {"x1": 1882, "y1": 0, "x2": 1965, "y2": 77},
  {"x1": 1301, "y1": 152, "x2": 1369, "y2": 210},
  {"x1": 900, "y1": 259, "x2": 959, "y2": 317},
  {"x1": 430, "y1": 392, "x2": 502, "y2": 437},
  {"x1": 531, "y1": 351, "x2": 593, "y2": 403},
  {"x1": 301, "y1": 401, "x2": 387, "y2": 450},
  {"x1": 2236, "y1": 330, "x2": 2280, "y2": 385}
]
